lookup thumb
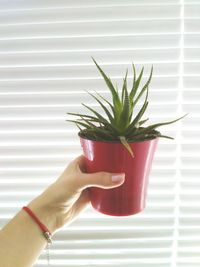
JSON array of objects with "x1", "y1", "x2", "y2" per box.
[{"x1": 77, "y1": 171, "x2": 125, "y2": 190}]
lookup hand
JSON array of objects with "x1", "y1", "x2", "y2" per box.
[{"x1": 28, "y1": 155, "x2": 125, "y2": 234}]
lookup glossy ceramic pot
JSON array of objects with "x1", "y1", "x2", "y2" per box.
[{"x1": 79, "y1": 133, "x2": 159, "y2": 216}]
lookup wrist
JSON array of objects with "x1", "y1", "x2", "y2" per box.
[{"x1": 27, "y1": 193, "x2": 61, "y2": 235}]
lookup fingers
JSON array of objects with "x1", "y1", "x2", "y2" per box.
[
  {"x1": 77, "y1": 171, "x2": 125, "y2": 190},
  {"x1": 67, "y1": 154, "x2": 86, "y2": 173},
  {"x1": 60, "y1": 155, "x2": 125, "y2": 191},
  {"x1": 75, "y1": 154, "x2": 87, "y2": 173}
]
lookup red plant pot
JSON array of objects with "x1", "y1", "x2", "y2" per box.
[{"x1": 79, "y1": 133, "x2": 159, "y2": 216}]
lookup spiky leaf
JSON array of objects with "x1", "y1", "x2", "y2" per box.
[
  {"x1": 132, "y1": 66, "x2": 153, "y2": 108},
  {"x1": 66, "y1": 59, "x2": 188, "y2": 158},
  {"x1": 119, "y1": 71, "x2": 130, "y2": 130},
  {"x1": 131, "y1": 114, "x2": 188, "y2": 138},
  {"x1": 84, "y1": 90, "x2": 114, "y2": 124},
  {"x1": 129, "y1": 66, "x2": 144, "y2": 104},
  {"x1": 92, "y1": 58, "x2": 122, "y2": 115},
  {"x1": 126, "y1": 86, "x2": 149, "y2": 135},
  {"x1": 119, "y1": 136, "x2": 134, "y2": 158},
  {"x1": 94, "y1": 90, "x2": 115, "y2": 114}
]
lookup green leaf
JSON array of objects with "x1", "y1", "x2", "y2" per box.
[
  {"x1": 77, "y1": 116, "x2": 115, "y2": 139},
  {"x1": 139, "y1": 118, "x2": 149, "y2": 126},
  {"x1": 156, "y1": 134, "x2": 174, "y2": 140},
  {"x1": 84, "y1": 128, "x2": 114, "y2": 140},
  {"x1": 68, "y1": 112, "x2": 105, "y2": 126},
  {"x1": 128, "y1": 65, "x2": 143, "y2": 120},
  {"x1": 126, "y1": 87, "x2": 149, "y2": 135},
  {"x1": 128, "y1": 132, "x2": 174, "y2": 142},
  {"x1": 121, "y1": 69, "x2": 128, "y2": 104},
  {"x1": 116, "y1": 83, "x2": 119, "y2": 95},
  {"x1": 77, "y1": 115, "x2": 119, "y2": 135},
  {"x1": 131, "y1": 113, "x2": 188, "y2": 138},
  {"x1": 132, "y1": 63, "x2": 136, "y2": 95},
  {"x1": 67, "y1": 112, "x2": 102, "y2": 121},
  {"x1": 119, "y1": 74, "x2": 130, "y2": 131},
  {"x1": 126, "y1": 129, "x2": 159, "y2": 141},
  {"x1": 84, "y1": 90, "x2": 114, "y2": 124},
  {"x1": 92, "y1": 58, "x2": 122, "y2": 114},
  {"x1": 67, "y1": 61, "x2": 187, "y2": 146},
  {"x1": 75, "y1": 122, "x2": 82, "y2": 131},
  {"x1": 67, "y1": 112, "x2": 117, "y2": 133},
  {"x1": 94, "y1": 90, "x2": 115, "y2": 114},
  {"x1": 129, "y1": 66, "x2": 144, "y2": 103},
  {"x1": 132, "y1": 66, "x2": 153, "y2": 108},
  {"x1": 80, "y1": 129, "x2": 98, "y2": 140},
  {"x1": 133, "y1": 85, "x2": 149, "y2": 121},
  {"x1": 81, "y1": 103, "x2": 110, "y2": 124},
  {"x1": 66, "y1": 119, "x2": 92, "y2": 129},
  {"x1": 119, "y1": 136, "x2": 134, "y2": 158},
  {"x1": 126, "y1": 102, "x2": 148, "y2": 136}
]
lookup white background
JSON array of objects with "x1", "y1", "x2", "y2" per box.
[{"x1": 0, "y1": 1, "x2": 199, "y2": 267}]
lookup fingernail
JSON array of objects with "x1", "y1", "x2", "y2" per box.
[{"x1": 111, "y1": 173, "x2": 125, "y2": 183}]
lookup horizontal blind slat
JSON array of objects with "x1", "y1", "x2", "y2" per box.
[
  {"x1": 0, "y1": 20, "x2": 180, "y2": 39},
  {"x1": 0, "y1": 0, "x2": 180, "y2": 10},
  {"x1": 0, "y1": 5, "x2": 180, "y2": 24},
  {"x1": 0, "y1": 49, "x2": 180, "y2": 66},
  {"x1": 0, "y1": 35, "x2": 180, "y2": 52}
]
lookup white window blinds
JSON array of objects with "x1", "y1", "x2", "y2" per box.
[
  {"x1": 179, "y1": 1, "x2": 200, "y2": 267},
  {"x1": 0, "y1": 1, "x2": 199, "y2": 267}
]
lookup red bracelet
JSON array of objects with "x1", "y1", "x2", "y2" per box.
[{"x1": 22, "y1": 206, "x2": 52, "y2": 244}]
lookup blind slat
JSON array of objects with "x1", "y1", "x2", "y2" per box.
[{"x1": 0, "y1": 1, "x2": 198, "y2": 267}]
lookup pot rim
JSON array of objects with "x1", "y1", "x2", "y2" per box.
[{"x1": 78, "y1": 131, "x2": 159, "y2": 144}]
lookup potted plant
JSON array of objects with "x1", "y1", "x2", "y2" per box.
[{"x1": 67, "y1": 58, "x2": 186, "y2": 216}]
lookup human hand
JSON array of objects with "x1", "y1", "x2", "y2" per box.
[{"x1": 28, "y1": 155, "x2": 125, "y2": 234}]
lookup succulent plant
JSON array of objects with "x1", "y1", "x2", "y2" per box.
[{"x1": 66, "y1": 58, "x2": 187, "y2": 157}]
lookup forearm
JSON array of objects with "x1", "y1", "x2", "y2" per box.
[
  {"x1": 0, "y1": 155, "x2": 122, "y2": 267},
  {"x1": 0, "y1": 193, "x2": 59, "y2": 267}
]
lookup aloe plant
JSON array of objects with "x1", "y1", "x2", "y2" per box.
[{"x1": 66, "y1": 58, "x2": 187, "y2": 157}]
